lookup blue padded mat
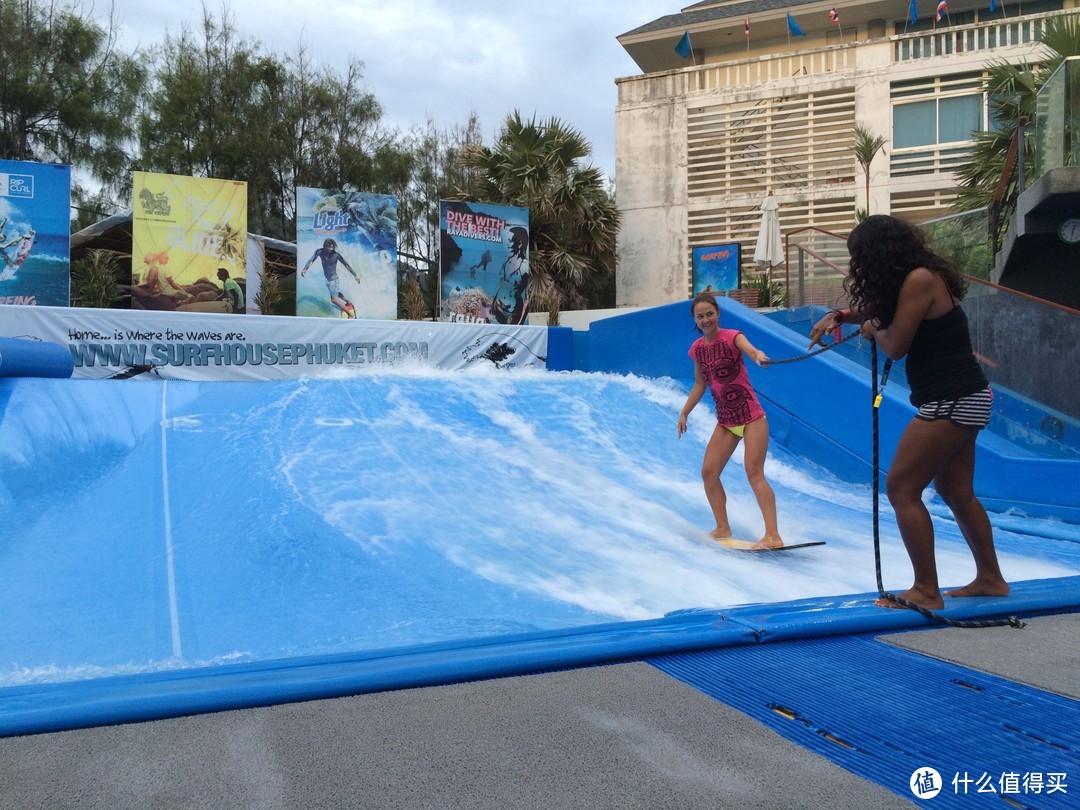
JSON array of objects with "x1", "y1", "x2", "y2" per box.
[{"x1": 649, "y1": 633, "x2": 1078, "y2": 809}]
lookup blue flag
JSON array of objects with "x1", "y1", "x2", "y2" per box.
[
  {"x1": 910, "y1": 0, "x2": 918, "y2": 24},
  {"x1": 675, "y1": 31, "x2": 692, "y2": 59},
  {"x1": 787, "y1": 13, "x2": 806, "y2": 37},
  {"x1": 989, "y1": 0, "x2": 997, "y2": 11}
]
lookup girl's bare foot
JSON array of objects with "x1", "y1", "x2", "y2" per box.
[
  {"x1": 709, "y1": 527, "x2": 733, "y2": 541},
  {"x1": 749, "y1": 535, "x2": 783, "y2": 550},
  {"x1": 874, "y1": 586, "x2": 944, "y2": 611},
  {"x1": 945, "y1": 578, "x2": 1010, "y2": 598}
]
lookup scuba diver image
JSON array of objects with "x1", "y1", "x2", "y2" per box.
[{"x1": 301, "y1": 237, "x2": 361, "y2": 318}]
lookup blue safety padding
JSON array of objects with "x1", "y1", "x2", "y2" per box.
[
  {"x1": 5, "y1": 576, "x2": 1079, "y2": 737},
  {"x1": 545, "y1": 326, "x2": 574, "y2": 371},
  {"x1": 0, "y1": 610, "x2": 752, "y2": 737},
  {"x1": 721, "y1": 575, "x2": 1080, "y2": 642},
  {"x1": 0, "y1": 337, "x2": 73, "y2": 378},
  {"x1": 649, "y1": 632, "x2": 1079, "y2": 808}
]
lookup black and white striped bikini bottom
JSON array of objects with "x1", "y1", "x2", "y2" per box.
[{"x1": 915, "y1": 387, "x2": 993, "y2": 429}]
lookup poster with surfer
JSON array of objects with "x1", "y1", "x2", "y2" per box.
[{"x1": 0, "y1": 159, "x2": 71, "y2": 307}]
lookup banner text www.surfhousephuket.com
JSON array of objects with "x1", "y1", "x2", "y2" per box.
[{"x1": 69, "y1": 338, "x2": 429, "y2": 368}]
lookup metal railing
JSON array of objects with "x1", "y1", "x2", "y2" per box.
[{"x1": 779, "y1": 223, "x2": 1079, "y2": 457}]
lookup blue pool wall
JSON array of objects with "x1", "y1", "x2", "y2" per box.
[
  {"x1": 2, "y1": 309, "x2": 1078, "y2": 738},
  {"x1": 583, "y1": 299, "x2": 1080, "y2": 522}
]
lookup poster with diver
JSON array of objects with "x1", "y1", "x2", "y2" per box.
[
  {"x1": 295, "y1": 188, "x2": 398, "y2": 320},
  {"x1": 129, "y1": 171, "x2": 248, "y2": 313},
  {"x1": 0, "y1": 159, "x2": 71, "y2": 307},
  {"x1": 439, "y1": 201, "x2": 529, "y2": 325}
]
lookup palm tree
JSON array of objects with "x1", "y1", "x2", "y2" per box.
[
  {"x1": 458, "y1": 111, "x2": 620, "y2": 315},
  {"x1": 952, "y1": 16, "x2": 1080, "y2": 232},
  {"x1": 212, "y1": 221, "x2": 244, "y2": 269},
  {"x1": 851, "y1": 124, "x2": 886, "y2": 220}
]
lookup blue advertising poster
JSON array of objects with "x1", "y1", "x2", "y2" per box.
[
  {"x1": 439, "y1": 200, "x2": 529, "y2": 325},
  {"x1": 295, "y1": 188, "x2": 398, "y2": 320},
  {"x1": 0, "y1": 160, "x2": 71, "y2": 307},
  {"x1": 692, "y1": 243, "x2": 741, "y2": 296}
]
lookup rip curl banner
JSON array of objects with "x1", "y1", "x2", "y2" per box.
[
  {"x1": 0, "y1": 159, "x2": 71, "y2": 308},
  {"x1": 439, "y1": 201, "x2": 529, "y2": 325},
  {"x1": 0, "y1": 306, "x2": 549, "y2": 380},
  {"x1": 130, "y1": 171, "x2": 248, "y2": 313},
  {"x1": 692, "y1": 243, "x2": 741, "y2": 296},
  {"x1": 296, "y1": 188, "x2": 398, "y2": 320}
]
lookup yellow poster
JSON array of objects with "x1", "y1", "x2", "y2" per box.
[{"x1": 130, "y1": 171, "x2": 248, "y2": 313}]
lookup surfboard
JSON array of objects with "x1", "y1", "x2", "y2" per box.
[{"x1": 718, "y1": 538, "x2": 826, "y2": 552}]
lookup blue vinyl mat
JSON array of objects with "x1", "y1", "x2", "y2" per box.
[{"x1": 649, "y1": 631, "x2": 1078, "y2": 809}]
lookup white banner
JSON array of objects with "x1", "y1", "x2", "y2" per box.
[{"x1": 0, "y1": 306, "x2": 549, "y2": 380}]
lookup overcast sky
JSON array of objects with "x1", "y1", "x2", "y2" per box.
[{"x1": 107, "y1": 0, "x2": 664, "y2": 180}]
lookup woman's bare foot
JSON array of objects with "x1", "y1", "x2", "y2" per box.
[
  {"x1": 709, "y1": 527, "x2": 733, "y2": 541},
  {"x1": 945, "y1": 578, "x2": 1010, "y2": 598},
  {"x1": 874, "y1": 586, "x2": 944, "y2": 611},
  {"x1": 749, "y1": 535, "x2": 783, "y2": 550}
]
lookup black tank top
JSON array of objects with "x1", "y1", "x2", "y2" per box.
[{"x1": 905, "y1": 306, "x2": 988, "y2": 406}]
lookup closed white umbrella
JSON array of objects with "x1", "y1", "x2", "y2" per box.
[
  {"x1": 753, "y1": 194, "x2": 784, "y2": 270},
  {"x1": 752, "y1": 194, "x2": 784, "y2": 307}
]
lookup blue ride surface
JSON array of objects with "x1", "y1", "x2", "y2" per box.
[{"x1": 1, "y1": 305, "x2": 1078, "y2": 736}]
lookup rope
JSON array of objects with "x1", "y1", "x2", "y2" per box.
[
  {"x1": 869, "y1": 340, "x2": 1025, "y2": 629},
  {"x1": 765, "y1": 327, "x2": 861, "y2": 365}
]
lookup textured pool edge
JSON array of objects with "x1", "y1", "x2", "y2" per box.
[{"x1": 3, "y1": 575, "x2": 1078, "y2": 737}]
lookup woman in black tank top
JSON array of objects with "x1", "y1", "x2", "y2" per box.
[{"x1": 808, "y1": 216, "x2": 1008, "y2": 612}]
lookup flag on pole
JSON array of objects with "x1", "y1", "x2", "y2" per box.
[
  {"x1": 936, "y1": 0, "x2": 948, "y2": 21},
  {"x1": 829, "y1": 7, "x2": 840, "y2": 24},
  {"x1": 744, "y1": 18, "x2": 750, "y2": 37},
  {"x1": 989, "y1": 0, "x2": 997, "y2": 11},
  {"x1": 909, "y1": 0, "x2": 918, "y2": 24},
  {"x1": 675, "y1": 31, "x2": 692, "y2": 59},
  {"x1": 787, "y1": 13, "x2": 806, "y2": 37}
]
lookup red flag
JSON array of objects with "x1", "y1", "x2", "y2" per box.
[
  {"x1": 829, "y1": 7, "x2": 840, "y2": 24},
  {"x1": 744, "y1": 18, "x2": 750, "y2": 37},
  {"x1": 936, "y1": 0, "x2": 948, "y2": 21}
]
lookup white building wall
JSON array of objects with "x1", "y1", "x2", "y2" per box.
[{"x1": 615, "y1": 13, "x2": 1058, "y2": 309}]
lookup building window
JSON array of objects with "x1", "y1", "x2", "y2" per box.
[{"x1": 894, "y1": 94, "x2": 982, "y2": 148}]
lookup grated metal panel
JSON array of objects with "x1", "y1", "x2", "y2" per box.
[{"x1": 649, "y1": 634, "x2": 1078, "y2": 809}]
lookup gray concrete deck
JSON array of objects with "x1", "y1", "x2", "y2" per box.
[{"x1": 3, "y1": 611, "x2": 1076, "y2": 809}]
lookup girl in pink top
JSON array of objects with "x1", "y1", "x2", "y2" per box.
[{"x1": 677, "y1": 293, "x2": 785, "y2": 549}]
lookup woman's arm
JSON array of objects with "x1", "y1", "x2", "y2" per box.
[
  {"x1": 734, "y1": 333, "x2": 769, "y2": 367},
  {"x1": 859, "y1": 268, "x2": 937, "y2": 360},
  {"x1": 678, "y1": 360, "x2": 707, "y2": 437},
  {"x1": 807, "y1": 306, "x2": 868, "y2": 348}
]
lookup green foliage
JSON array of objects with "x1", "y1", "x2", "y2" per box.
[
  {"x1": 923, "y1": 212, "x2": 993, "y2": 280},
  {"x1": 393, "y1": 115, "x2": 483, "y2": 277},
  {"x1": 744, "y1": 273, "x2": 787, "y2": 308},
  {"x1": 540, "y1": 289, "x2": 561, "y2": 326},
  {"x1": 0, "y1": 0, "x2": 144, "y2": 202},
  {"x1": 952, "y1": 15, "x2": 1080, "y2": 241},
  {"x1": 399, "y1": 278, "x2": 426, "y2": 320},
  {"x1": 70, "y1": 248, "x2": 121, "y2": 308},
  {"x1": 253, "y1": 269, "x2": 284, "y2": 315},
  {"x1": 459, "y1": 112, "x2": 620, "y2": 316},
  {"x1": 851, "y1": 125, "x2": 886, "y2": 215}
]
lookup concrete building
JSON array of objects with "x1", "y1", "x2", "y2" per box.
[{"x1": 614, "y1": 0, "x2": 1073, "y2": 307}]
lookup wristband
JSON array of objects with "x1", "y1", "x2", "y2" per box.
[{"x1": 828, "y1": 309, "x2": 846, "y2": 325}]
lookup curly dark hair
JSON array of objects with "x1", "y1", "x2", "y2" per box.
[{"x1": 844, "y1": 215, "x2": 967, "y2": 326}]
